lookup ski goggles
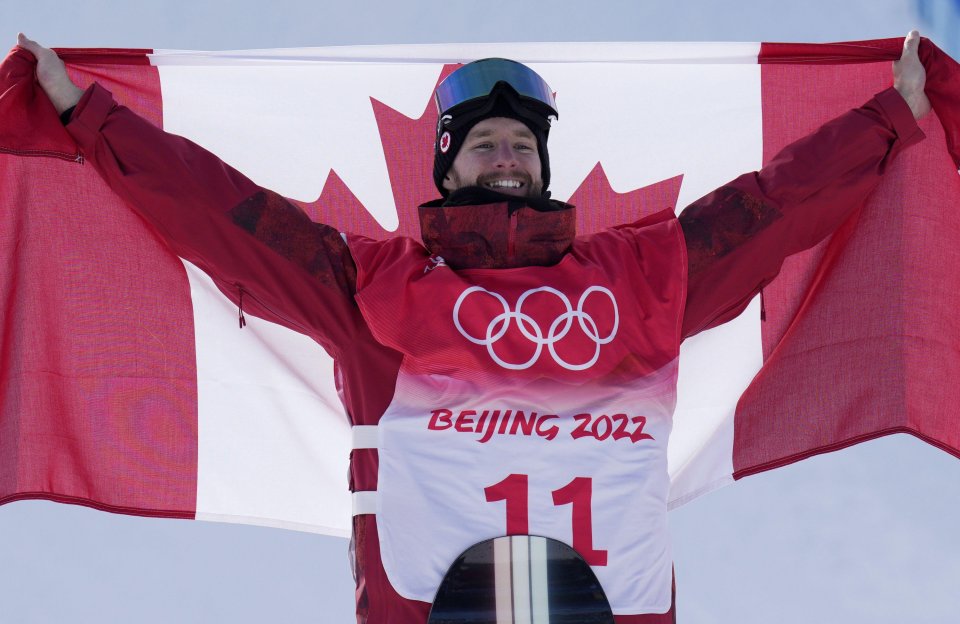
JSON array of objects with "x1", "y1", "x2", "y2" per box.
[{"x1": 434, "y1": 58, "x2": 558, "y2": 119}]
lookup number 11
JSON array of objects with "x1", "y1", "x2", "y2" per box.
[{"x1": 484, "y1": 474, "x2": 608, "y2": 566}]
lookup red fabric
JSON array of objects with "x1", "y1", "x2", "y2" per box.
[
  {"x1": 0, "y1": 47, "x2": 197, "y2": 516},
  {"x1": 734, "y1": 43, "x2": 960, "y2": 478},
  {"x1": 759, "y1": 38, "x2": 904, "y2": 64},
  {"x1": 760, "y1": 37, "x2": 960, "y2": 169},
  {"x1": 353, "y1": 516, "x2": 432, "y2": 624},
  {"x1": 53, "y1": 47, "x2": 154, "y2": 66},
  {"x1": 0, "y1": 48, "x2": 78, "y2": 161}
]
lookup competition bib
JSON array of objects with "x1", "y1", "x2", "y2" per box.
[
  {"x1": 350, "y1": 216, "x2": 685, "y2": 615},
  {"x1": 377, "y1": 364, "x2": 677, "y2": 613}
]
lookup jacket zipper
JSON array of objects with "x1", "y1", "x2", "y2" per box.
[
  {"x1": 507, "y1": 210, "x2": 518, "y2": 261},
  {"x1": 237, "y1": 285, "x2": 247, "y2": 328},
  {"x1": 231, "y1": 282, "x2": 317, "y2": 338}
]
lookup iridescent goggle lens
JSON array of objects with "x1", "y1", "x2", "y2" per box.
[{"x1": 434, "y1": 58, "x2": 558, "y2": 118}]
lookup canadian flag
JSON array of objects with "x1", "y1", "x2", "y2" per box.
[{"x1": 0, "y1": 38, "x2": 958, "y2": 539}]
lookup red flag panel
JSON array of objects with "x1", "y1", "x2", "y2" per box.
[
  {"x1": 734, "y1": 41, "x2": 960, "y2": 478},
  {"x1": 0, "y1": 48, "x2": 197, "y2": 516}
]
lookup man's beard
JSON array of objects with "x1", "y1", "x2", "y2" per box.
[{"x1": 447, "y1": 170, "x2": 543, "y2": 198}]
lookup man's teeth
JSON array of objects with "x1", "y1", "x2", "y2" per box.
[{"x1": 486, "y1": 180, "x2": 522, "y2": 188}]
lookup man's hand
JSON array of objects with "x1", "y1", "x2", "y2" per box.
[
  {"x1": 894, "y1": 30, "x2": 931, "y2": 120},
  {"x1": 17, "y1": 33, "x2": 84, "y2": 115}
]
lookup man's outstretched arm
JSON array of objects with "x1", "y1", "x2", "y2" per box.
[
  {"x1": 679, "y1": 31, "x2": 929, "y2": 339},
  {"x1": 17, "y1": 35, "x2": 364, "y2": 357}
]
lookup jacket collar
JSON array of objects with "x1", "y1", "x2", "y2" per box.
[{"x1": 418, "y1": 187, "x2": 576, "y2": 270}]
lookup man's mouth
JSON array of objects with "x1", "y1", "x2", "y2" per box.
[
  {"x1": 484, "y1": 179, "x2": 524, "y2": 190},
  {"x1": 474, "y1": 170, "x2": 540, "y2": 197}
]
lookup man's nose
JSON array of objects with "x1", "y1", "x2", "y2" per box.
[{"x1": 493, "y1": 142, "x2": 518, "y2": 167}]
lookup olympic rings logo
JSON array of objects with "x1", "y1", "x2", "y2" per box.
[{"x1": 452, "y1": 286, "x2": 619, "y2": 371}]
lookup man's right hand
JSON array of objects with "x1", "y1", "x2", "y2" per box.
[{"x1": 17, "y1": 33, "x2": 84, "y2": 115}]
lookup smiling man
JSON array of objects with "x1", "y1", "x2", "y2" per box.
[
  {"x1": 17, "y1": 34, "x2": 931, "y2": 623},
  {"x1": 443, "y1": 117, "x2": 542, "y2": 195},
  {"x1": 433, "y1": 65, "x2": 552, "y2": 199}
]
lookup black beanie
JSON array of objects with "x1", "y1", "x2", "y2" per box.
[{"x1": 433, "y1": 86, "x2": 551, "y2": 197}]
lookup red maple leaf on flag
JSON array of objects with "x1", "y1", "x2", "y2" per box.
[
  {"x1": 294, "y1": 64, "x2": 682, "y2": 238},
  {"x1": 567, "y1": 164, "x2": 683, "y2": 233}
]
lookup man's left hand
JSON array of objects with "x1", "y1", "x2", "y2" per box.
[
  {"x1": 17, "y1": 33, "x2": 84, "y2": 115},
  {"x1": 894, "y1": 30, "x2": 931, "y2": 120}
]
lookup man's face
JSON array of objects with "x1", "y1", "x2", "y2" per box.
[{"x1": 442, "y1": 117, "x2": 543, "y2": 198}]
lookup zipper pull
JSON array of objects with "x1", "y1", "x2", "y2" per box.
[
  {"x1": 238, "y1": 286, "x2": 247, "y2": 329},
  {"x1": 508, "y1": 210, "x2": 518, "y2": 260}
]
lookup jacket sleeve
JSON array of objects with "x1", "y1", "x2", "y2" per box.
[
  {"x1": 66, "y1": 83, "x2": 363, "y2": 357},
  {"x1": 678, "y1": 87, "x2": 925, "y2": 339}
]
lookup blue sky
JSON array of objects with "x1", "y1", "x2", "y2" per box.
[{"x1": 4, "y1": 1, "x2": 960, "y2": 622}]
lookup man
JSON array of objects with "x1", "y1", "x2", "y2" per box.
[{"x1": 17, "y1": 32, "x2": 930, "y2": 622}]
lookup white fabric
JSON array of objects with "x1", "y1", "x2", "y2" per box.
[
  {"x1": 152, "y1": 43, "x2": 764, "y2": 536},
  {"x1": 352, "y1": 491, "x2": 378, "y2": 516},
  {"x1": 186, "y1": 262, "x2": 352, "y2": 537},
  {"x1": 352, "y1": 425, "x2": 380, "y2": 449}
]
